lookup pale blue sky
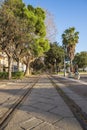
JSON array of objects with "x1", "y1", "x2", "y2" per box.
[{"x1": 23, "y1": 0, "x2": 87, "y2": 53}]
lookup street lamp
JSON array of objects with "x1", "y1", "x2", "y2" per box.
[
  {"x1": 64, "y1": 57, "x2": 66, "y2": 76},
  {"x1": 55, "y1": 59, "x2": 57, "y2": 73},
  {"x1": 63, "y1": 45, "x2": 67, "y2": 77}
]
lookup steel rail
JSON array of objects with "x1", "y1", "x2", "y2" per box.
[{"x1": 0, "y1": 77, "x2": 39, "y2": 129}]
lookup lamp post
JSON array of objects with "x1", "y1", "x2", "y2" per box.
[
  {"x1": 55, "y1": 59, "x2": 57, "y2": 73},
  {"x1": 64, "y1": 57, "x2": 66, "y2": 76},
  {"x1": 64, "y1": 46, "x2": 67, "y2": 77}
]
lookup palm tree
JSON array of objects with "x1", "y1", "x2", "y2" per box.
[{"x1": 62, "y1": 27, "x2": 79, "y2": 72}]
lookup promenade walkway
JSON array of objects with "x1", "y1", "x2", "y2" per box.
[{"x1": 5, "y1": 75, "x2": 83, "y2": 130}]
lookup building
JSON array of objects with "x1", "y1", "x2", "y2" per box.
[{"x1": 0, "y1": 52, "x2": 26, "y2": 72}]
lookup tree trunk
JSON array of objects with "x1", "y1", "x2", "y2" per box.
[
  {"x1": 17, "y1": 59, "x2": 20, "y2": 71},
  {"x1": 70, "y1": 59, "x2": 73, "y2": 72},
  {"x1": 24, "y1": 61, "x2": 31, "y2": 76},
  {"x1": 8, "y1": 56, "x2": 13, "y2": 79}
]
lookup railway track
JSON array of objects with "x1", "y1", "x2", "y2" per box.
[
  {"x1": 0, "y1": 77, "x2": 39, "y2": 130},
  {"x1": 0, "y1": 74, "x2": 87, "y2": 130},
  {"x1": 49, "y1": 75, "x2": 87, "y2": 130}
]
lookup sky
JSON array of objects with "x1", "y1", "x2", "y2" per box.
[{"x1": 23, "y1": 0, "x2": 87, "y2": 53}]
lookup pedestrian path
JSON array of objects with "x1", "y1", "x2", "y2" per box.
[
  {"x1": 53, "y1": 75, "x2": 87, "y2": 116},
  {"x1": 5, "y1": 75, "x2": 83, "y2": 130},
  {"x1": 61, "y1": 75, "x2": 87, "y2": 85}
]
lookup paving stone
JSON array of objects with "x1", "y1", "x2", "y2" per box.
[
  {"x1": 54, "y1": 78, "x2": 87, "y2": 116},
  {"x1": 9, "y1": 110, "x2": 32, "y2": 125},
  {"x1": 52, "y1": 96, "x2": 67, "y2": 105},
  {"x1": 19, "y1": 117, "x2": 43, "y2": 129},
  {"x1": 0, "y1": 107, "x2": 9, "y2": 118},
  {"x1": 32, "y1": 122, "x2": 62, "y2": 130},
  {"x1": 67, "y1": 94, "x2": 84, "y2": 101},
  {"x1": 49, "y1": 106, "x2": 74, "y2": 117},
  {"x1": 24, "y1": 88, "x2": 67, "y2": 107},
  {"x1": 2, "y1": 99, "x2": 17, "y2": 108},
  {"x1": 54, "y1": 117, "x2": 83, "y2": 130},
  {"x1": 28, "y1": 94, "x2": 55, "y2": 103},
  {"x1": 75, "y1": 100, "x2": 87, "y2": 114},
  {"x1": 2, "y1": 75, "x2": 83, "y2": 130},
  {"x1": 21, "y1": 105, "x2": 63, "y2": 123},
  {"x1": 29, "y1": 102, "x2": 55, "y2": 111},
  {"x1": 5, "y1": 126, "x2": 22, "y2": 130},
  {"x1": 31, "y1": 91, "x2": 58, "y2": 98},
  {"x1": 28, "y1": 97, "x2": 61, "y2": 106},
  {"x1": 5, "y1": 110, "x2": 33, "y2": 130}
]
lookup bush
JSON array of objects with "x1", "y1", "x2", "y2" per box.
[
  {"x1": 0, "y1": 71, "x2": 24, "y2": 79},
  {"x1": 12, "y1": 71, "x2": 24, "y2": 79},
  {"x1": 32, "y1": 70, "x2": 41, "y2": 75},
  {"x1": 0, "y1": 72, "x2": 8, "y2": 79}
]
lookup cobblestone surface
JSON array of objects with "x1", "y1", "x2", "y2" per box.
[
  {"x1": 4, "y1": 75, "x2": 83, "y2": 130},
  {"x1": 54, "y1": 78, "x2": 87, "y2": 115},
  {"x1": 0, "y1": 78, "x2": 37, "y2": 120}
]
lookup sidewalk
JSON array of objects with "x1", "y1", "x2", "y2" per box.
[
  {"x1": 55, "y1": 75, "x2": 87, "y2": 115},
  {"x1": 5, "y1": 75, "x2": 82, "y2": 130},
  {"x1": 62, "y1": 75, "x2": 87, "y2": 85}
]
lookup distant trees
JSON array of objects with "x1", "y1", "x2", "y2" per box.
[
  {"x1": 45, "y1": 42, "x2": 64, "y2": 73},
  {"x1": 62, "y1": 27, "x2": 79, "y2": 72},
  {"x1": 74, "y1": 51, "x2": 87, "y2": 70},
  {"x1": 31, "y1": 58, "x2": 44, "y2": 72}
]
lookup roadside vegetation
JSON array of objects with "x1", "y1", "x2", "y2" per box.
[{"x1": 0, "y1": 0, "x2": 87, "y2": 80}]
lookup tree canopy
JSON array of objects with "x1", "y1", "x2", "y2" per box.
[
  {"x1": 45, "y1": 42, "x2": 64, "y2": 72},
  {"x1": 74, "y1": 51, "x2": 87, "y2": 69},
  {"x1": 62, "y1": 27, "x2": 79, "y2": 62},
  {"x1": 0, "y1": 0, "x2": 50, "y2": 78},
  {"x1": 62, "y1": 27, "x2": 79, "y2": 72}
]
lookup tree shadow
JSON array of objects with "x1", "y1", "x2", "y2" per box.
[{"x1": 0, "y1": 77, "x2": 82, "y2": 130}]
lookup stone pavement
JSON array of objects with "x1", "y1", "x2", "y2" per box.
[
  {"x1": 5, "y1": 75, "x2": 83, "y2": 130},
  {"x1": 0, "y1": 81, "x2": 28, "y2": 119},
  {"x1": 0, "y1": 77, "x2": 38, "y2": 120},
  {"x1": 55, "y1": 75, "x2": 87, "y2": 115}
]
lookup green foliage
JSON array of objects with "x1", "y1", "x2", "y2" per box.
[
  {"x1": 45, "y1": 42, "x2": 64, "y2": 64},
  {"x1": 3, "y1": 0, "x2": 25, "y2": 18},
  {"x1": 0, "y1": 72, "x2": 8, "y2": 79},
  {"x1": 74, "y1": 51, "x2": 87, "y2": 68},
  {"x1": 35, "y1": 19, "x2": 46, "y2": 36},
  {"x1": 32, "y1": 71, "x2": 42, "y2": 75},
  {"x1": 31, "y1": 58, "x2": 44, "y2": 72},
  {"x1": 62, "y1": 27, "x2": 79, "y2": 47},
  {"x1": 0, "y1": 72, "x2": 24, "y2": 79},
  {"x1": 33, "y1": 38, "x2": 50, "y2": 56},
  {"x1": 12, "y1": 71, "x2": 24, "y2": 79},
  {"x1": 27, "y1": 5, "x2": 35, "y2": 12},
  {"x1": 62, "y1": 27, "x2": 79, "y2": 67},
  {"x1": 0, "y1": 0, "x2": 50, "y2": 78},
  {"x1": 35, "y1": 7, "x2": 45, "y2": 20},
  {"x1": 45, "y1": 42, "x2": 64, "y2": 71}
]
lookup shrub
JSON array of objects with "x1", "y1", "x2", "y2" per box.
[
  {"x1": 12, "y1": 71, "x2": 24, "y2": 79},
  {"x1": 0, "y1": 72, "x2": 8, "y2": 79}
]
